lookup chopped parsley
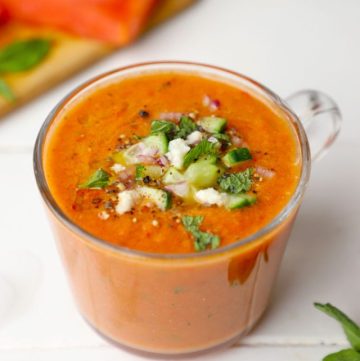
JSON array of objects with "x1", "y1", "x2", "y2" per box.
[
  {"x1": 79, "y1": 168, "x2": 110, "y2": 189},
  {"x1": 218, "y1": 168, "x2": 253, "y2": 194},
  {"x1": 182, "y1": 215, "x2": 220, "y2": 251},
  {"x1": 183, "y1": 139, "x2": 218, "y2": 168}
]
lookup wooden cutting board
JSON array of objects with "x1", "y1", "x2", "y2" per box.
[{"x1": 0, "y1": 0, "x2": 195, "y2": 118}]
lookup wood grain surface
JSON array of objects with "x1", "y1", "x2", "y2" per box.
[{"x1": 0, "y1": 0, "x2": 195, "y2": 118}]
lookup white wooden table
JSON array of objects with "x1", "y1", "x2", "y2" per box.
[{"x1": 0, "y1": 1, "x2": 359, "y2": 360}]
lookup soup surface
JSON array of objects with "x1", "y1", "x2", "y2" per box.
[{"x1": 44, "y1": 72, "x2": 301, "y2": 254}]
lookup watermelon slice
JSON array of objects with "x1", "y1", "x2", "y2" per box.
[
  {"x1": 0, "y1": 2, "x2": 9, "y2": 25},
  {"x1": 0, "y1": 0, "x2": 159, "y2": 44}
]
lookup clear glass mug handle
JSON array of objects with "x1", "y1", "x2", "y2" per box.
[{"x1": 285, "y1": 90, "x2": 342, "y2": 162}]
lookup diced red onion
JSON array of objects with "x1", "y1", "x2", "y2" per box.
[
  {"x1": 158, "y1": 155, "x2": 170, "y2": 166},
  {"x1": 158, "y1": 112, "x2": 183, "y2": 121},
  {"x1": 137, "y1": 155, "x2": 157, "y2": 164},
  {"x1": 203, "y1": 95, "x2": 220, "y2": 111},
  {"x1": 255, "y1": 166, "x2": 275, "y2": 178},
  {"x1": 164, "y1": 183, "x2": 189, "y2": 197}
]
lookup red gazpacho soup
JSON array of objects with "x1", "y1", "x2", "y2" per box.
[{"x1": 42, "y1": 69, "x2": 302, "y2": 354}]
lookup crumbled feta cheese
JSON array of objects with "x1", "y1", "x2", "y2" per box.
[
  {"x1": 152, "y1": 219, "x2": 159, "y2": 227},
  {"x1": 98, "y1": 211, "x2": 110, "y2": 220},
  {"x1": 115, "y1": 190, "x2": 139, "y2": 215},
  {"x1": 195, "y1": 188, "x2": 227, "y2": 206},
  {"x1": 165, "y1": 138, "x2": 190, "y2": 169},
  {"x1": 111, "y1": 164, "x2": 126, "y2": 173},
  {"x1": 186, "y1": 131, "x2": 203, "y2": 145}
]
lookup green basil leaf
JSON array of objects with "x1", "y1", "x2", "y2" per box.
[
  {"x1": 218, "y1": 168, "x2": 253, "y2": 194},
  {"x1": 0, "y1": 78, "x2": 15, "y2": 101},
  {"x1": 323, "y1": 349, "x2": 360, "y2": 361},
  {"x1": 79, "y1": 169, "x2": 110, "y2": 189},
  {"x1": 315, "y1": 303, "x2": 360, "y2": 351},
  {"x1": 0, "y1": 39, "x2": 51, "y2": 73}
]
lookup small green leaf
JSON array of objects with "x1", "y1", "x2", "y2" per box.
[
  {"x1": 175, "y1": 116, "x2": 197, "y2": 139},
  {"x1": 0, "y1": 38, "x2": 51, "y2": 73},
  {"x1": 183, "y1": 140, "x2": 217, "y2": 168},
  {"x1": 79, "y1": 168, "x2": 110, "y2": 189},
  {"x1": 315, "y1": 303, "x2": 360, "y2": 351},
  {"x1": 151, "y1": 120, "x2": 177, "y2": 138},
  {"x1": 323, "y1": 349, "x2": 360, "y2": 361},
  {"x1": 218, "y1": 168, "x2": 253, "y2": 194},
  {"x1": 181, "y1": 215, "x2": 220, "y2": 251},
  {"x1": 0, "y1": 78, "x2": 15, "y2": 101},
  {"x1": 212, "y1": 133, "x2": 231, "y2": 145}
]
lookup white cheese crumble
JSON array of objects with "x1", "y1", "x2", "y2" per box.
[
  {"x1": 152, "y1": 219, "x2": 159, "y2": 227},
  {"x1": 115, "y1": 190, "x2": 139, "y2": 215},
  {"x1": 165, "y1": 138, "x2": 190, "y2": 169},
  {"x1": 195, "y1": 188, "x2": 227, "y2": 206},
  {"x1": 186, "y1": 131, "x2": 203, "y2": 145},
  {"x1": 111, "y1": 163, "x2": 126, "y2": 173}
]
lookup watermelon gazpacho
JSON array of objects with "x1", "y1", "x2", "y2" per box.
[{"x1": 40, "y1": 67, "x2": 302, "y2": 354}]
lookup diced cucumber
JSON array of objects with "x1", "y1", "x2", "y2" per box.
[
  {"x1": 136, "y1": 165, "x2": 163, "y2": 180},
  {"x1": 222, "y1": 148, "x2": 252, "y2": 167},
  {"x1": 185, "y1": 161, "x2": 221, "y2": 189},
  {"x1": 143, "y1": 132, "x2": 168, "y2": 155},
  {"x1": 162, "y1": 167, "x2": 186, "y2": 185},
  {"x1": 198, "y1": 154, "x2": 217, "y2": 165},
  {"x1": 225, "y1": 194, "x2": 256, "y2": 210},
  {"x1": 198, "y1": 116, "x2": 227, "y2": 133},
  {"x1": 138, "y1": 186, "x2": 172, "y2": 211}
]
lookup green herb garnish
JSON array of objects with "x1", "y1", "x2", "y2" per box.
[
  {"x1": 0, "y1": 39, "x2": 51, "y2": 73},
  {"x1": 151, "y1": 120, "x2": 177, "y2": 138},
  {"x1": 79, "y1": 168, "x2": 110, "y2": 189},
  {"x1": 212, "y1": 133, "x2": 231, "y2": 145},
  {"x1": 218, "y1": 168, "x2": 253, "y2": 194},
  {"x1": 181, "y1": 215, "x2": 220, "y2": 251},
  {"x1": 175, "y1": 116, "x2": 197, "y2": 139},
  {"x1": 323, "y1": 349, "x2": 360, "y2": 361},
  {"x1": 183, "y1": 140, "x2": 217, "y2": 168},
  {"x1": 315, "y1": 303, "x2": 360, "y2": 352},
  {"x1": 0, "y1": 79, "x2": 15, "y2": 101}
]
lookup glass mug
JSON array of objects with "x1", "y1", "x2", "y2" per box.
[{"x1": 33, "y1": 62, "x2": 341, "y2": 356}]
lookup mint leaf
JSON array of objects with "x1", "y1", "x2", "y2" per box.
[
  {"x1": 0, "y1": 39, "x2": 51, "y2": 73},
  {"x1": 151, "y1": 120, "x2": 177, "y2": 138},
  {"x1": 183, "y1": 140, "x2": 217, "y2": 168},
  {"x1": 323, "y1": 349, "x2": 360, "y2": 361},
  {"x1": 315, "y1": 303, "x2": 360, "y2": 351},
  {"x1": 218, "y1": 168, "x2": 253, "y2": 194},
  {"x1": 0, "y1": 78, "x2": 14, "y2": 101},
  {"x1": 79, "y1": 169, "x2": 110, "y2": 189},
  {"x1": 175, "y1": 116, "x2": 197, "y2": 139},
  {"x1": 181, "y1": 215, "x2": 220, "y2": 251}
]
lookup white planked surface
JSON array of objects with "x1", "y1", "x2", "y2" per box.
[{"x1": 0, "y1": 0, "x2": 360, "y2": 360}]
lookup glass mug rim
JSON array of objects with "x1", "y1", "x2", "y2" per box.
[{"x1": 33, "y1": 61, "x2": 311, "y2": 261}]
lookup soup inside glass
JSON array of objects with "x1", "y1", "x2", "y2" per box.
[{"x1": 34, "y1": 62, "x2": 341, "y2": 356}]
